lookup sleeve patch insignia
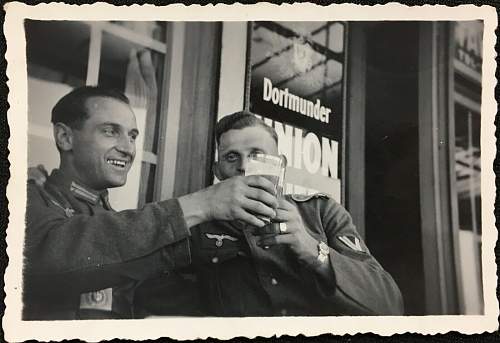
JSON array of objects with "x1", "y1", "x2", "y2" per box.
[{"x1": 337, "y1": 235, "x2": 363, "y2": 252}]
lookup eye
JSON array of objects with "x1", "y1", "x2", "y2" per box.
[
  {"x1": 224, "y1": 153, "x2": 240, "y2": 163},
  {"x1": 102, "y1": 127, "x2": 117, "y2": 137},
  {"x1": 249, "y1": 150, "x2": 264, "y2": 158}
]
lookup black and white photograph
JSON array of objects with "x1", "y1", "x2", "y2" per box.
[{"x1": 3, "y1": 2, "x2": 498, "y2": 341}]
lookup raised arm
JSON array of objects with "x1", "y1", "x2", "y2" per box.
[{"x1": 25, "y1": 182, "x2": 191, "y2": 294}]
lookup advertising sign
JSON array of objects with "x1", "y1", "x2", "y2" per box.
[{"x1": 248, "y1": 21, "x2": 345, "y2": 201}]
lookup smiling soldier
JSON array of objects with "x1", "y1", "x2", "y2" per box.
[{"x1": 24, "y1": 87, "x2": 279, "y2": 320}]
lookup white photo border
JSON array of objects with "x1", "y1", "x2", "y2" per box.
[{"x1": 3, "y1": 2, "x2": 498, "y2": 341}]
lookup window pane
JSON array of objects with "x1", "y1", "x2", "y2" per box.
[
  {"x1": 453, "y1": 21, "x2": 483, "y2": 315},
  {"x1": 26, "y1": 20, "x2": 90, "y2": 88},
  {"x1": 454, "y1": 21, "x2": 483, "y2": 77},
  {"x1": 110, "y1": 21, "x2": 166, "y2": 42},
  {"x1": 98, "y1": 31, "x2": 165, "y2": 153},
  {"x1": 25, "y1": 20, "x2": 90, "y2": 171},
  {"x1": 454, "y1": 103, "x2": 481, "y2": 233},
  {"x1": 249, "y1": 21, "x2": 345, "y2": 200},
  {"x1": 98, "y1": 30, "x2": 166, "y2": 209}
]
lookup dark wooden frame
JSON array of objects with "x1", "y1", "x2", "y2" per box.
[
  {"x1": 344, "y1": 22, "x2": 366, "y2": 239},
  {"x1": 172, "y1": 22, "x2": 222, "y2": 196},
  {"x1": 418, "y1": 21, "x2": 460, "y2": 315}
]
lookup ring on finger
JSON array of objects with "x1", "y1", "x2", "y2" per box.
[{"x1": 279, "y1": 222, "x2": 288, "y2": 234}]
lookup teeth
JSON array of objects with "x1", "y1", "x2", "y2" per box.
[{"x1": 107, "y1": 159, "x2": 126, "y2": 168}]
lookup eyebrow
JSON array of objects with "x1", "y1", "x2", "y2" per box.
[
  {"x1": 221, "y1": 149, "x2": 238, "y2": 156},
  {"x1": 100, "y1": 122, "x2": 139, "y2": 136}
]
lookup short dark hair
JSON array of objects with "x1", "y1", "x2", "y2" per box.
[
  {"x1": 215, "y1": 110, "x2": 278, "y2": 145},
  {"x1": 51, "y1": 86, "x2": 130, "y2": 129}
]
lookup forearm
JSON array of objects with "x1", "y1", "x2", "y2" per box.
[
  {"x1": 25, "y1": 245, "x2": 177, "y2": 295},
  {"x1": 25, "y1": 230, "x2": 191, "y2": 295},
  {"x1": 177, "y1": 188, "x2": 212, "y2": 228},
  {"x1": 26, "y1": 198, "x2": 190, "y2": 275},
  {"x1": 318, "y1": 198, "x2": 404, "y2": 315},
  {"x1": 320, "y1": 249, "x2": 404, "y2": 315},
  {"x1": 297, "y1": 242, "x2": 402, "y2": 315}
]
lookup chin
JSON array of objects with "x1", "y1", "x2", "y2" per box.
[{"x1": 107, "y1": 177, "x2": 127, "y2": 188}]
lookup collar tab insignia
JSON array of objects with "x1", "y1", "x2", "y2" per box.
[{"x1": 70, "y1": 182, "x2": 99, "y2": 204}]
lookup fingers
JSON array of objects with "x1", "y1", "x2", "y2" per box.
[
  {"x1": 206, "y1": 175, "x2": 282, "y2": 226},
  {"x1": 276, "y1": 197, "x2": 295, "y2": 210},
  {"x1": 232, "y1": 208, "x2": 269, "y2": 228},
  {"x1": 241, "y1": 198, "x2": 276, "y2": 221},
  {"x1": 273, "y1": 208, "x2": 294, "y2": 223},
  {"x1": 37, "y1": 164, "x2": 49, "y2": 178},
  {"x1": 245, "y1": 186, "x2": 278, "y2": 209},
  {"x1": 229, "y1": 176, "x2": 279, "y2": 222},
  {"x1": 28, "y1": 166, "x2": 48, "y2": 186},
  {"x1": 252, "y1": 204, "x2": 297, "y2": 235},
  {"x1": 245, "y1": 175, "x2": 278, "y2": 196}
]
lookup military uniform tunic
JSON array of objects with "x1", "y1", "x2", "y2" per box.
[
  {"x1": 23, "y1": 169, "x2": 191, "y2": 320},
  {"x1": 191, "y1": 193, "x2": 404, "y2": 316}
]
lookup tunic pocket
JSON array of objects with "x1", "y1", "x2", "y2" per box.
[{"x1": 193, "y1": 228, "x2": 243, "y2": 265}]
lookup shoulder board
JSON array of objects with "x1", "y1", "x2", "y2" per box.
[{"x1": 291, "y1": 192, "x2": 330, "y2": 202}]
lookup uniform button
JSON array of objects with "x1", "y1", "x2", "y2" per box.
[
  {"x1": 280, "y1": 309, "x2": 287, "y2": 316},
  {"x1": 211, "y1": 257, "x2": 219, "y2": 264},
  {"x1": 271, "y1": 278, "x2": 278, "y2": 285}
]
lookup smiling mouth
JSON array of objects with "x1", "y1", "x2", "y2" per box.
[{"x1": 106, "y1": 159, "x2": 128, "y2": 169}]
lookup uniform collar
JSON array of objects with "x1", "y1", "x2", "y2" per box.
[{"x1": 48, "y1": 169, "x2": 109, "y2": 206}]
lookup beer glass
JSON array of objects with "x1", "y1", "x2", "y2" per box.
[{"x1": 245, "y1": 153, "x2": 287, "y2": 243}]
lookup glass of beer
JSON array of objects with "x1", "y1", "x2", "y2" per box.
[{"x1": 245, "y1": 153, "x2": 287, "y2": 225}]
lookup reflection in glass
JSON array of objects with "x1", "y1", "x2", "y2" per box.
[
  {"x1": 452, "y1": 28, "x2": 483, "y2": 313},
  {"x1": 249, "y1": 21, "x2": 345, "y2": 198},
  {"x1": 25, "y1": 20, "x2": 90, "y2": 88},
  {"x1": 110, "y1": 21, "x2": 167, "y2": 42},
  {"x1": 252, "y1": 21, "x2": 344, "y2": 98},
  {"x1": 250, "y1": 21, "x2": 344, "y2": 138},
  {"x1": 454, "y1": 104, "x2": 481, "y2": 234},
  {"x1": 25, "y1": 20, "x2": 91, "y2": 171}
]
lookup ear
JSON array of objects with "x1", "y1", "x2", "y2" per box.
[{"x1": 53, "y1": 123, "x2": 74, "y2": 152}]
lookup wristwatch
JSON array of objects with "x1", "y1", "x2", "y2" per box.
[{"x1": 317, "y1": 241, "x2": 330, "y2": 263}]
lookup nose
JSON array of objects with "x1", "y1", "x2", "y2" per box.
[
  {"x1": 116, "y1": 135, "x2": 135, "y2": 158},
  {"x1": 237, "y1": 156, "x2": 249, "y2": 176}
]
